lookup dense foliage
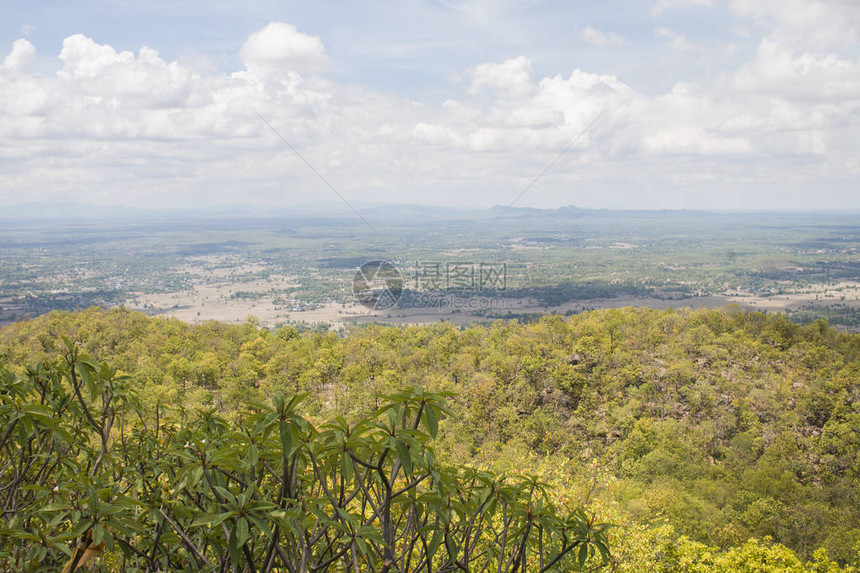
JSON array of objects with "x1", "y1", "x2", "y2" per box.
[
  {"x1": 2, "y1": 306, "x2": 859, "y2": 570},
  {"x1": 0, "y1": 344, "x2": 609, "y2": 571}
]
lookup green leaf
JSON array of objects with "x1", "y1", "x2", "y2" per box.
[
  {"x1": 191, "y1": 511, "x2": 234, "y2": 529},
  {"x1": 71, "y1": 521, "x2": 91, "y2": 537},
  {"x1": 424, "y1": 406, "x2": 439, "y2": 439},
  {"x1": 427, "y1": 529, "x2": 443, "y2": 559},
  {"x1": 396, "y1": 440, "x2": 412, "y2": 474},
  {"x1": 39, "y1": 503, "x2": 71, "y2": 513},
  {"x1": 595, "y1": 540, "x2": 610, "y2": 564},
  {"x1": 92, "y1": 523, "x2": 105, "y2": 547},
  {"x1": 355, "y1": 536, "x2": 368, "y2": 556},
  {"x1": 234, "y1": 517, "x2": 250, "y2": 548},
  {"x1": 213, "y1": 486, "x2": 236, "y2": 504},
  {"x1": 445, "y1": 534, "x2": 459, "y2": 562},
  {"x1": 272, "y1": 392, "x2": 285, "y2": 413},
  {"x1": 358, "y1": 526, "x2": 384, "y2": 545},
  {"x1": 227, "y1": 527, "x2": 241, "y2": 564},
  {"x1": 578, "y1": 543, "x2": 588, "y2": 568},
  {"x1": 247, "y1": 514, "x2": 272, "y2": 539},
  {"x1": 21, "y1": 403, "x2": 52, "y2": 424},
  {"x1": 279, "y1": 420, "x2": 292, "y2": 456},
  {"x1": 341, "y1": 453, "x2": 354, "y2": 483},
  {"x1": 108, "y1": 521, "x2": 136, "y2": 539}
]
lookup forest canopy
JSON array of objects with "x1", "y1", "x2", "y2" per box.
[{"x1": 1, "y1": 306, "x2": 859, "y2": 571}]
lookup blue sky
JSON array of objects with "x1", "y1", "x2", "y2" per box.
[
  {"x1": 3, "y1": 1, "x2": 753, "y2": 100},
  {"x1": 2, "y1": 0, "x2": 859, "y2": 210}
]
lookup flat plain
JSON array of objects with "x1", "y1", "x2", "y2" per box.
[{"x1": 1, "y1": 206, "x2": 858, "y2": 329}]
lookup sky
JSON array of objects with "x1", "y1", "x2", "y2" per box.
[{"x1": 1, "y1": 0, "x2": 859, "y2": 211}]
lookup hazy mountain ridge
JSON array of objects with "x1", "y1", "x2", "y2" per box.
[{"x1": 3, "y1": 200, "x2": 851, "y2": 224}]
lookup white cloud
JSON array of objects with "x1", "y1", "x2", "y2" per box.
[
  {"x1": 239, "y1": 22, "x2": 327, "y2": 74},
  {"x1": 2, "y1": 39, "x2": 35, "y2": 74},
  {"x1": 641, "y1": 84, "x2": 752, "y2": 154},
  {"x1": 731, "y1": 0, "x2": 860, "y2": 52},
  {"x1": 0, "y1": 15, "x2": 858, "y2": 210},
  {"x1": 55, "y1": 35, "x2": 198, "y2": 113},
  {"x1": 581, "y1": 27, "x2": 624, "y2": 47},
  {"x1": 656, "y1": 27, "x2": 693, "y2": 51},
  {"x1": 735, "y1": 38, "x2": 860, "y2": 101},
  {"x1": 465, "y1": 56, "x2": 536, "y2": 98},
  {"x1": 59, "y1": 34, "x2": 134, "y2": 79}
]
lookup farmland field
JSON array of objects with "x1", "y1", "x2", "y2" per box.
[{"x1": 1, "y1": 206, "x2": 858, "y2": 329}]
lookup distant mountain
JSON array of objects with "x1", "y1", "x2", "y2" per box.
[
  {"x1": 356, "y1": 204, "x2": 486, "y2": 221},
  {"x1": 486, "y1": 205, "x2": 588, "y2": 218},
  {"x1": 484, "y1": 204, "x2": 711, "y2": 219}
]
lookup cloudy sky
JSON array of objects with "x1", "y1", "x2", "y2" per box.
[{"x1": 1, "y1": 0, "x2": 859, "y2": 211}]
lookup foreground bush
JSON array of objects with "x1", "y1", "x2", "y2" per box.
[{"x1": 0, "y1": 339, "x2": 610, "y2": 572}]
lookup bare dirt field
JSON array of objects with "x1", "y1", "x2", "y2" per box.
[
  {"x1": 127, "y1": 257, "x2": 302, "y2": 325},
  {"x1": 91, "y1": 253, "x2": 860, "y2": 328},
  {"x1": 128, "y1": 280, "x2": 860, "y2": 329}
]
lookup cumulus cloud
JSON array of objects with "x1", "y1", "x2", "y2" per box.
[
  {"x1": 720, "y1": 0, "x2": 860, "y2": 168},
  {"x1": 59, "y1": 34, "x2": 134, "y2": 79},
  {"x1": 2, "y1": 39, "x2": 35, "y2": 74},
  {"x1": 0, "y1": 14, "x2": 858, "y2": 210},
  {"x1": 641, "y1": 84, "x2": 751, "y2": 154},
  {"x1": 735, "y1": 38, "x2": 860, "y2": 101},
  {"x1": 581, "y1": 27, "x2": 624, "y2": 47},
  {"x1": 239, "y1": 22, "x2": 327, "y2": 74},
  {"x1": 465, "y1": 56, "x2": 536, "y2": 98}
]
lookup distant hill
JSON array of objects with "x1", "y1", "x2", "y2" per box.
[{"x1": 0, "y1": 200, "x2": 847, "y2": 224}]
